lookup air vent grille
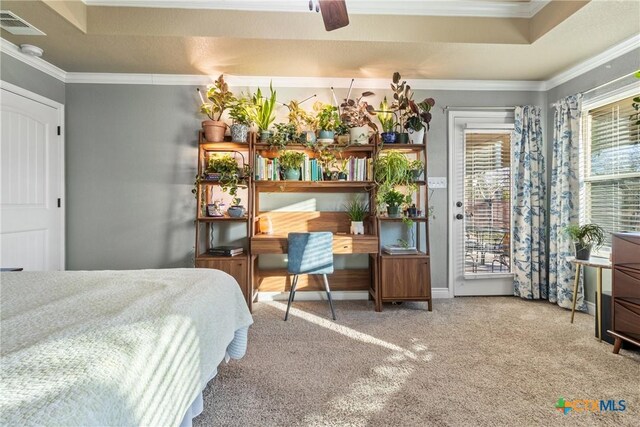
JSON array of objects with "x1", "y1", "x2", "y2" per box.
[{"x1": 0, "y1": 10, "x2": 45, "y2": 35}]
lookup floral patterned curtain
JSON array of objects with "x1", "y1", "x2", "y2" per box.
[
  {"x1": 549, "y1": 95, "x2": 584, "y2": 310},
  {"x1": 512, "y1": 106, "x2": 547, "y2": 299}
]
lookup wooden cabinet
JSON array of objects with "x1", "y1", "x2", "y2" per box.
[
  {"x1": 380, "y1": 255, "x2": 431, "y2": 301},
  {"x1": 609, "y1": 232, "x2": 640, "y2": 353},
  {"x1": 196, "y1": 257, "x2": 249, "y2": 299}
]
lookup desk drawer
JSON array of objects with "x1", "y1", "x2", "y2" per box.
[
  {"x1": 613, "y1": 267, "x2": 640, "y2": 300},
  {"x1": 614, "y1": 300, "x2": 640, "y2": 341}
]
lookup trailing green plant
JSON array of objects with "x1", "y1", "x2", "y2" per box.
[
  {"x1": 287, "y1": 100, "x2": 316, "y2": 134},
  {"x1": 565, "y1": 223, "x2": 606, "y2": 248},
  {"x1": 228, "y1": 94, "x2": 253, "y2": 126},
  {"x1": 268, "y1": 123, "x2": 297, "y2": 151},
  {"x1": 204, "y1": 153, "x2": 250, "y2": 206},
  {"x1": 340, "y1": 91, "x2": 378, "y2": 130},
  {"x1": 279, "y1": 150, "x2": 306, "y2": 171},
  {"x1": 344, "y1": 197, "x2": 369, "y2": 222},
  {"x1": 377, "y1": 96, "x2": 397, "y2": 133},
  {"x1": 373, "y1": 150, "x2": 417, "y2": 209},
  {"x1": 314, "y1": 102, "x2": 341, "y2": 131},
  {"x1": 220, "y1": 165, "x2": 251, "y2": 206},
  {"x1": 250, "y1": 83, "x2": 277, "y2": 132},
  {"x1": 199, "y1": 74, "x2": 236, "y2": 121},
  {"x1": 206, "y1": 153, "x2": 240, "y2": 175}
]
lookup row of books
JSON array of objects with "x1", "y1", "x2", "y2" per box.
[{"x1": 254, "y1": 154, "x2": 373, "y2": 181}]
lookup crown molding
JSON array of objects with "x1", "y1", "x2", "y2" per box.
[
  {"x1": 544, "y1": 34, "x2": 640, "y2": 91},
  {"x1": 0, "y1": 39, "x2": 66, "y2": 82},
  {"x1": 83, "y1": 0, "x2": 551, "y2": 18}
]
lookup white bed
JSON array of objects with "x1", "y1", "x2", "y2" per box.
[{"x1": 0, "y1": 268, "x2": 253, "y2": 426}]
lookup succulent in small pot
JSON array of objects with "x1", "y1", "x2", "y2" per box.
[
  {"x1": 229, "y1": 95, "x2": 253, "y2": 143},
  {"x1": 565, "y1": 223, "x2": 606, "y2": 260},
  {"x1": 198, "y1": 74, "x2": 236, "y2": 142},
  {"x1": 249, "y1": 83, "x2": 277, "y2": 142},
  {"x1": 377, "y1": 96, "x2": 398, "y2": 144},
  {"x1": 279, "y1": 150, "x2": 305, "y2": 181},
  {"x1": 383, "y1": 189, "x2": 407, "y2": 218},
  {"x1": 344, "y1": 197, "x2": 368, "y2": 235}
]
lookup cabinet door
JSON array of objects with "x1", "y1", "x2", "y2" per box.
[
  {"x1": 196, "y1": 258, "x2": 248, "y2": 297},
  {"x1": 381, "y1": 257, "x2": 430, "y2": 299}
]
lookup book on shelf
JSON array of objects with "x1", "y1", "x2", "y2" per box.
[
  {"x1": 382, "y1": 245, "x2": 418, "y2": 255},
  {"x1": 208, "y1": 246, "x2": 244, "y2": 256}
]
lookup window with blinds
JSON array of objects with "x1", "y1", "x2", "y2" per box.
[
  {"x1": 582, "y1": 94, "x2": 640, "y2": 248},
  {"x1": 464, "y1": 132, "x2": 511, "y2": 274}
]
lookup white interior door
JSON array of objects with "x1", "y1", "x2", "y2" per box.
[
  {"x1": 1, "y1": 86, "x2": 63, "y2": 271},
  {"x1": 449, "y1": 111, "x2": 514, "y2": 296}
]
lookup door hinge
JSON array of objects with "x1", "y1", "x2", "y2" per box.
[
  {"x1": 57, "y1": 198, "x2": 61, "y2": 208},
  {"x1": 57, "y1": 126, "x2": 61, "y2": 136}
]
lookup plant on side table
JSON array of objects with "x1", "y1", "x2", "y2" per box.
[
  {"x1": 565, "y1": 223, "x2": 606, "y2": 260},
  {"x1": 198, "y1": 74, "x2": 236, "y2": 142},
  {"x1": 279, "y1": 150, "x2": 306, "y2": 181},
  {"x1": 344, "y1": 197, "x2": 369, "y2": 235}
]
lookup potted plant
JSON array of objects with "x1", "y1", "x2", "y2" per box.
[
  {"x1": 279, "y1": 150, "x2": 305, "y2": 181},
  {"x1": 317, "y1": 148, "x2": 336, "y2": 180},
  {"x1": 337, "y1": 158, "x2": 349, "y2": 181},
  {"x1": 565, "y1": 223, "x2": 606, "y2": 260},
  {"x1": 383, "y1": 190, "x2": 406, "y2": 218},
  {"x1": 205, "y1": 153, "x2": 240, "y2": 181},
  {"x1": 198, "y1": 74, "x2": 235, "y2": 142},
  {"x1": 314, "y1": 102, "x2": 340, "y2": 142},
  {"x1": 340, "y1": 91, "x2": 378, "y2": 144},
  {"x1": 344, "y1": 197, "x2": 368, "y2": 235},
  {"x1": 408, "y1": 159, "x2": 424, "y2": 181},
  {"x1": 405, "y1": 98, "x2": 435, "y2": 144},
  {"x1": 250, "y1": 83, "x2": 277, "y2": 142},
  {"x1": 269, "y1": 123, "x2": 297, "y2": 151},
  {"x1": 335, "y1": 122, "x2": 350, "y2": 145},
  {"x1": 377, "y1": 96, "x2": 397, "y2": 144},
  {"x1": 228, "y1": 94, "x2": 252, "y2": 143},
  {"x1": 287, "y1": 100, "x2": 317, "y2": 144},
  {"x1": 390, "y1": 72, "x2": 411, "y2": 144}
]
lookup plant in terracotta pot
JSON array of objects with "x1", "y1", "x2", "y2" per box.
[
  {"x1": 405, "y1": 98, "x2": 435, "y2": 144},
  {"x1": 340, "y1": 91, "x2": 378, "y2": 144},
  {"x1": 250, "y1": 83, "x2": 277, "y2": 142},
  {"x1": 228, "y1": 94, "x2": 253, "y2": 143},
  {"x1": 314, "y1": 102, "x2": 341, "y2": 142},
  {"x1": 279, "y1": 150, "x2": 305, "y2": 181},
  {"x1": 377, "y1": 96, "x2": 398, "y2": 144},
  {"x1": 198, "y1": 74, "x2": 236, "y2": 142},
  {"x1": 344, "y1": 197, "x2": 368, "y2": 235},
  {"x1": 383, "y1": 189, "x2": 407, "y2": 218},
  {"x1": 565, "y1": 223, "x2": 605, "y2": 260}
]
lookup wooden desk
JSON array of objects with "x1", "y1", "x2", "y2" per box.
[
  {"x1": 251, "y1": 234, "x2": 378, "y2": 254},
  {"x1": 568, "y1": 256, "x2": 612, "y2": 341}
]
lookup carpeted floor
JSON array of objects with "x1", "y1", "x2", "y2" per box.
[{"x1": 195, "y1": 297, "x2": 640, "y2": 426}]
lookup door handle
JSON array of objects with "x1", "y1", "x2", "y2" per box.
[
  {"x1": 456, "y1": 201, "x2": 463, "y2": 208},
  {"x1": 456, "y1": 214, "x2": 464, "y2": 220}
]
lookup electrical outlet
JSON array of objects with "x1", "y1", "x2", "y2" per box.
[{"x1": 428, "y1": 177, "x2": 447, "y2": 188}]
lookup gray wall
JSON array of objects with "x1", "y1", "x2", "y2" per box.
[
  {"x1": 1, "y1": 52, "x2": 65, "y2": 104},
  {"x1": 545, "y1": 47, "x2": 640, "y2": 303}
]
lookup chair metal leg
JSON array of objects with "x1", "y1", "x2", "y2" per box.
[
  {"x1": 322, "y1": 274, "x2": 337, "y2": 320},
  {"x1": 284, "y1": 275, "x2": 299, "y2": 321}
]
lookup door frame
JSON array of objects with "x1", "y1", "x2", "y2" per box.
[
  {"x1": 1, "y1": 80, "x2": 66, "y2": 270},
  {"x1": 447, "y1": 110, "x2": 514, "y2": 297}
]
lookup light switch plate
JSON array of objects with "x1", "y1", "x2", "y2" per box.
[{"x1": 428, "y1": 177, "x2": 447, "y2": 188}]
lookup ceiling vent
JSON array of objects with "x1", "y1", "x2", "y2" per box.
[{"x1": 0, "y1": 11, "x2": 45, "y2": 36}]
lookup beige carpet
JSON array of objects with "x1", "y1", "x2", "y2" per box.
[{"x1": 195, "y1": 297, "x2": 640, "y2": 426}]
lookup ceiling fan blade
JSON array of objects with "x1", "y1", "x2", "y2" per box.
[{"x1": 319, "y1": 0, "x2": 349, "y2": 31}]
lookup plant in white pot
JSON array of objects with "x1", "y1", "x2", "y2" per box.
[
  {"x1": 345, "y1": 198, "x2": 368, "y2": 234},
  {"x1": 565, "y1": 223, "x2": 606, "y2": 260},
  {"x1": 228, "y1": 95, "x2": 253, "y2": 143},
  {"x1": 279, "y1": 150, "x2": 305, "y2": 181},
  {"x1": 405, "y1": 98, "x2": 435, "y2": 144},
  {"x1": 198, "y1": 75, "x2": 236, "y2": 142},
  {"x1": 340, "y1": 91, "x2": 377, "y2": 144}
]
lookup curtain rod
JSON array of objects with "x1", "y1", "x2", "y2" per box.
[
  {"x1": 441, "y1": 106, "x2": 515, "y2": 113},
  {"x1": 581, "y1": 70, "x2": 638, "y2": 96}
]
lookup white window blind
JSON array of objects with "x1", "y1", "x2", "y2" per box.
[{"x1": 582, "y1": 94, "x2": 640, "y2": 247}]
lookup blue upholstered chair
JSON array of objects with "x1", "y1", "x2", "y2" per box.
[{"x1": 284, "y1": 232, "x2": 336, "y2": 321}]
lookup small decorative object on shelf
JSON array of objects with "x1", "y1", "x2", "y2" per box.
[
  {"x1": 345, "y1": 197, "x2": 368, "y2": 235},
  {"x1": 258, "y1": 216, "x2": 274, "y2": 234},
  {"x1": 382, "y1": 244, "x2": 418, "y2": 255},
  {"x1": 207, "y1": 200, "x2": 224, "y2": 217}
]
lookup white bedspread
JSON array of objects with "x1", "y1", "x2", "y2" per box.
[{"x1": 0, "y1": 268, "x2": 253, "y2": 426}]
